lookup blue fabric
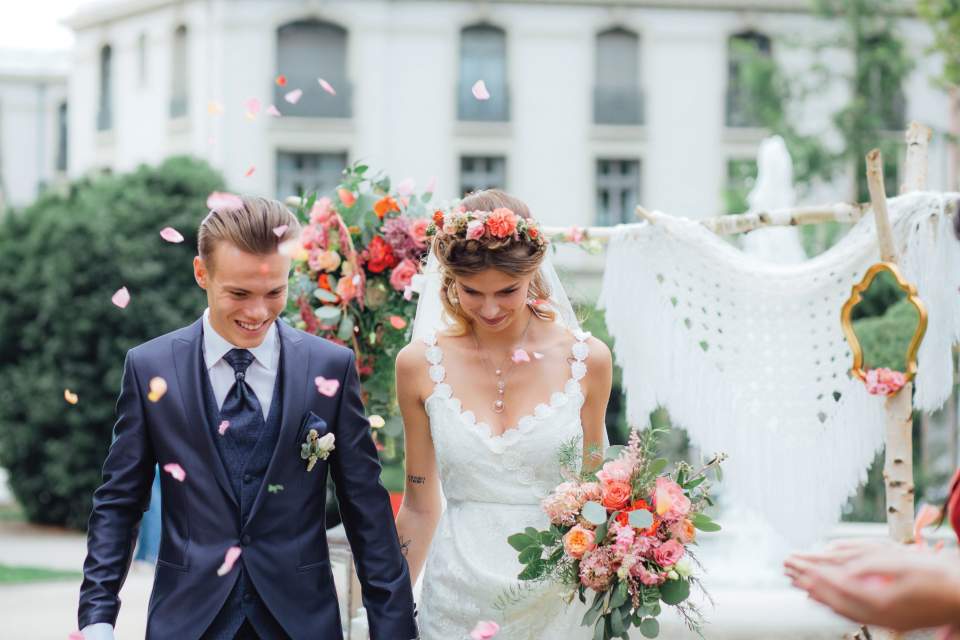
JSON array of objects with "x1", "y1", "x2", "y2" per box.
[
  {"x1": 133, "y1": 467, "x2": 161, "y2": 563},
  {"x1": 200, "y1": 343, "x2": 288, "y2": 640}
]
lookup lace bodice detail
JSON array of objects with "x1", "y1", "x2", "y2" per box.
[{"x1": 422, "y1": 328, "x2": 591, "y2": 504}]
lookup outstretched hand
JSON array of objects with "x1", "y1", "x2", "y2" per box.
[{"x1": 784, "y1": 540, "x2": 960, "y2": 631}]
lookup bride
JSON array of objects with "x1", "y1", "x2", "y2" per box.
[{"x1": 394, "y1": 190, "x2": 612, "y2": 639}]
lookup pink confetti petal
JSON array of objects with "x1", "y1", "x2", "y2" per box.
[
  {"x1": 533, "y1": 352, "x2": 544, "y2": 360},
  {"x1": 207, "y1": 101, "x2": 224, "y2": 116},
  {"x1": 471, "y1": 80, "x2": 490, "y2": 101},
  {"x1": 396, "y1": 178, "x2": 415, "y2": 198},
  {"x1": 425, "y1": 176, "x2": 438, "y2": 193},
  {"x1": 207, "y1": 191, "x2": 244, "y2": 211},
  {"x1": 914, "y1": 503, "x2": 942, "y2": 545},
  {"x1": 163, "y1": 463, "x2": 186, "y2": 482},
  {"x1": 218, "y1": 420, "x2": 230, "y2": 436},
  {"x1": 284, "y1": 89, "x2": 303, "y2": 104},
  {"x1": 160, "y1": 226, "x2": 184, "y2": 243},
  {"x1": 272, "y1": 224, "x2": 288, "y2": 238},
  {"x1": 217, "y1": 546, "x2": 242, "y2": 576},
  {"x1": 148, "y1": 376, "x2": 167, "y2": 402},
  {"x1": 317, "y1": 78, "x2": 337, "y2": 95},
  {"x1": 244, "y1": 165, "x2": 256, "y2": 178},
  {"x1": 64, "y1": 389, "x2": 79, "y2": 405},
  {"x1": 511, "y1": 349, "x2": 530, "y2": 364},
  {"x1": 243, "y1": 97, "x2": 261, "y2": 116},
  {"x1": 68, "y1": 632, "x2": 84, "y2": 640},
  {"x1": 470, "y1": 620, "x2": 500, "y2": 640},
  {"x1": 111, "y1": 286, "x2": 130, "y2": 309},
  {"x1": 266, "y1": 104, "x2": 281, "y2": 117},
  {"x1": 315, "y1": 376, "x2": 340, "y2": 397},
  {"x1": 389, "y1": 315, "x2": 407, "y2": 330}
]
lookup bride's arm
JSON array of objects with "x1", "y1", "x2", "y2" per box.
[
  {"x1": 394, "y1": 342, "x2": 444, "y2": 587},
  {"x1": 580, "y1": 337, "x2": 614, "y2": 473}
]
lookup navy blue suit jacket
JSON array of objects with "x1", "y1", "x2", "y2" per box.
[{"x1": 78, "y1": 318, "x2": 417, "y2": 639}]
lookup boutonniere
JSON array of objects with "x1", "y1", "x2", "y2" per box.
[{"x1": 300, "y1": 429, "x2": 335, "y2": 472}]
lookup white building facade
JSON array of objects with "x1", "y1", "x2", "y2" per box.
[
  {"x1": 62, "y1": 0, "x2": 952, "y2": 282},
  {"x1": 0, "y1": 50, "x2": 68, "y2": 210}
]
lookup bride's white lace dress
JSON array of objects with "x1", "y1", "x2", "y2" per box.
[{"x1": 417, "y1": 326, "x2": 593, "y2": 640}]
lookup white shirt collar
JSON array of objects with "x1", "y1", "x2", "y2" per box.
[{"x1": 202, "y1": 308, "x2": 279, "y2": 372}]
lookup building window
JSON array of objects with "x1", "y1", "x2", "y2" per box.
[
  {"x1": 137, "y1": 33, "x2": 148, "y2": 85},
  {"x1": 276, "y1": 151, "x2": 347, "y2": 199},
  {"x1": 726, "y1": 31, "x2": 771, "y2": 128},
  {"x1": 170, "y1": 26, "x2": 188, "y2": 118},
  {"x1": 97, "y1": 44, "x2": 112, "y2": 131},
  {"x1": 459, "y1": 156, "x2": 506, "y2": 195},
  {"x1": 275, "y1": 19, "x2": 351, "y2": 118},
  {"x1": 56, "y1": 102, "x2": 68, "y2": 172},
  {"x1": 594, "y1": 28, "x2": 642, "y2": 125},
  {"x1": 458, "y1": 25, "x2": 509, "y2": 122},
  {"x1": 595, "y1": 159, "x2": 641, "y2": 226}
]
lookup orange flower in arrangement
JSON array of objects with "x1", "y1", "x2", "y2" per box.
[
  {"x1": 528, "y1": 226, "x2": 539, "y2": 239},
  {"x1": 433, "y1": 210, "x2": 445, "y2": 226},
  {"x1": 616, "y1": 499, "x2": 659, "y2": 537},
  {"x1": 374, "y1": 196, "x2": 400, "y2": 219},
  {"x1": 600, "y1": 481, "x2": 632, "y2": 511},
  {"x1": 317, "y1": 273, "x2": 333, "y2": 292}
]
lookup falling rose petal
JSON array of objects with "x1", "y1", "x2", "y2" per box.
[
  {"x1": 148, "y1": 376, "x2": 168, "y2": 402},
  {"x1": 207, "y1": 136, "x2": 216, "y2": 146},
  {"x1": 272, "y1": 224, "x2": 289, "y2": 238},
  {"x1": 369, "y1": 415, "x2": 385, "y2": 429},
  {"x1": 218, "y1": 420, "x2": 230, "y2": 436},
  {"x1": 284, "y1": 88, "x2": 303, "y2": 104},
  {"x1": 244, "y1": 165, "x2": 256, "y2": 178},
  {"x1": 278, "y1": 238, "x2": 301, "y2": 258},
  {"x1": 111, "y1": 286, "x2": 130, "y2": 309},
  {"x1": 163, "y1": 462, "x2": 186, "y2": 482},
  {"x1": 64, "y1": 389, "x2": 79, "y2": 405},
  {"x1": 511, "y1": 349, "x2": 531, "y2": 364},
  {"x1": 470, "y1": 620, "x2": 500, "y2": 640},
  {"x1": 258, "y1": 263, "x2": 270, "y2": 275},
  {"x1": 266, "y1": 104, "x2": 281, "y2": 117},
  {"x1": 425, "y1": 175, "x2": 437, "y2": 193},
  {"x1": 69, "y1": 632, "x2": 84, "y2": 640},
  {"x1": 389, "y1": 315, "x2": 407, "y2": 330},
  {"x1": 207, "y1": 101, "x2": 224, "y2": 116},
  {"x1": 533, "y1": 352, "x2": 544, "y2": 360},
  {"x1": 337, "y1": 188, "x2": 356, "y2": 207},
  {"x1": 315, "y1": 376, "x2": 340, "y2": 397},
  {"x1": 275, "y1": 74, "x2": 287, "y2": 86},
  {"x1": 207, "y1": 191, "x2": 244, "y2": 211},
  {"x1": 914, "y1": 503, "x2": 942, "y2": 544},
  {"x1": 317, "y1": 78, "x2": 336, "y2": 95},
  {"x1": 244, "y1": 97, "x2": 261, "y2": 116},
  {"x1": 217, "y1": 546, "x2": 242, "y2": 576},
  {"x1": 160, "y1": 226, "x2": 184, "y2": 243},
  {"x1": 471, "y1": 80, "x2": 490, "y2": 101},
  {"x1": 396, "y1": 178, "x2": 415, "y2": 198}
]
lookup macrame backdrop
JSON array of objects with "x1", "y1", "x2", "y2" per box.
[{"x1": 599, "y1": 192, "x2": 960, "y2": 546}]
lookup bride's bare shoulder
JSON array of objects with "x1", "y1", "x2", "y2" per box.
[{"x1": 396, "y1": 339, "x2": 429, "y2": 378}]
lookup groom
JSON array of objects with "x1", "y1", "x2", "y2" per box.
[{"x1": 78, "y1": 196, "x2": 417, "y2": 639}]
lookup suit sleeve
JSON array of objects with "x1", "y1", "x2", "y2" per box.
[
  {"x1": 329, "y1": 351, "x2": 417, "y2": 640},
  {"x1": 78, "y1": 351, "x2": 156, "y2": 629}
]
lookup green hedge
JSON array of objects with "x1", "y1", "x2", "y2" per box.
[{"x1": 0, "y1": 157, "x2": 222, "y2": 529}]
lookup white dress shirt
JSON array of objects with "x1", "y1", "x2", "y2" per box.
[
  {"x1": 202, "y1": 308, "x2": 280, "y2": 418},
  {"x1": 81, "y1": 311, "x2": 280, "y2": 640}
]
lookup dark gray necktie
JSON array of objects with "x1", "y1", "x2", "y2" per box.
[{"x1": 220, "y1": 349, "x2": 265, "y2": 440}]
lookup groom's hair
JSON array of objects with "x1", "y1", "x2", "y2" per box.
[{"x1": 198, "y1": 195, "x2": 300, "y2": 271}]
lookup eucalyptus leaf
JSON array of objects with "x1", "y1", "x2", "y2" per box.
[
  {"x1": 610, "y1": 608, "x2": 625, "y2": 636},
  {"x1": 313, "y1": 288, "x2": 339, "y2": 303},
  {"x1": 337, "y1": 314, "x2": 355, "y2": 341},
  {"x1": 659, "y1": 578, "x2": 690, "y2": 605},
  {"x1": 639, "y1": 618, "x2": 660, "y2": 638},
  {"x1": 582, "y1": 501, "x2": 608, "y2": 525},
  {"x1": 314, "y1": 305, "x2": 341, "y2": 321},
  {"x1": 609, "y1": 581, "x2": 628, "y2": 609},
  {"x1": 603, "y1": 445, "x2": 626, "y2": 461},
  {"x1": 629, "y1": 509, "x2": 655, "y2": 529}
]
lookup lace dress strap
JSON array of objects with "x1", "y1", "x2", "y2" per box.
[
  {"x1": 569, "y1": 329, "x2": 591, "y2": 385},
  {"x1": 422, "y1": 331, "x2": 446, "y2": 388}
]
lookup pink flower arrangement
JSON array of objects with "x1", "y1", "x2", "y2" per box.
[
  {"x1": 507, "y1": 429, "x2": 725, "y2": 639},
  {"x1": 864, "y1": 367, "x2": 907, "y2": 396},
  {"x1": 389, "y1": 259, "x2": 419, "y2": 293}
]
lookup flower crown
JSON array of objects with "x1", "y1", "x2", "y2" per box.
[{"x1": 426, "y1": 206, "x2": 546, "y2": 249}]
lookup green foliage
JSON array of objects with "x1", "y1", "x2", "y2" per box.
[
  {"x1": 918, "y1": 0, "x2": 960, "y2": 87},
  {"x1": 0, "y1": 156, "x2": 222, "y2": 529}
]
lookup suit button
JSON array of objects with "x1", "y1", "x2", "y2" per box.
[
  {"x1": 241, "y1": 534, "x2": 251, "y2": 546},
  {"x1": 243, "y1": 474, "x2": 253, "y2": 484}
]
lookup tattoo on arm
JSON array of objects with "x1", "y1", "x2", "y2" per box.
[
  {"x1": 399, "y1": 536, "x2": 411, "y2": 557},
  {"x1": 407, "y1": 474, "x2": 426, "y2": 485}
]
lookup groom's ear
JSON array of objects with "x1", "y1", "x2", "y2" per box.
[{"x1": 193, "y1": 255, "x2": 209, "y2": 290}]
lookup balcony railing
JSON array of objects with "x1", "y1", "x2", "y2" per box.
[
  {"x1": 593, "y1": 85, "x2": 644, "y2": 126},
  {"x1": 457, "y1": 81, "x2": 510, "y2": 122},
  {"x1": 96, "y1": 106, "x2": 112, "y2": 131},
  {"x1": 275, "y1": 80, "x2": 352, "y2": 119}
]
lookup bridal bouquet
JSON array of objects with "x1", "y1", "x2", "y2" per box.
[{"x1": 507, "y1": 428, "x2": 725, "y2": 639}]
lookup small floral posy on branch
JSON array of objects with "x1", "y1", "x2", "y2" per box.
[
  {"x1": 505, "y1": 428, "x2": 725, "y2": 639},
  {"x1": 863, "y1": 367, "x2": 907, "y2": 396}
]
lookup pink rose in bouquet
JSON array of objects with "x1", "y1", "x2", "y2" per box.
[
  {"x1": 563, "y1": 525, "x2": 596, "y2": 559},
  {"x1": 389, "y1": 259, "x2": 419, "y2": 293},
  {"x1": 310, "y1": 197, "x2": 334, "y2": 224},
  {"x1": 409, "y1": 218, "x2": 430, "y2": 247},
  {"x1": 596, "y1": 458, "x2": 633, "y2": 485},
  {"x1": 542, "y1": 482, "x2": 583, "y2": 526},
  {"x1": 654, "y1": 476, "x2": 692, "y2": 521},
  {"x1": 630, "y1": 562, "x2": 665, "y2": 586},
  {"x1": 601, "y1": 480, "x2": 632, "y2": 511},
  {"x1": 578, "y1": 481, "x2": 603, "y2": 503},
  {"x1": 653, "y1": 539, "x2": 686, "y2": 567}
]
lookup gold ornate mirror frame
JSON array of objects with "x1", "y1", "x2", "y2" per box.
[{"x1": 840, "y1": 262, "x2": 928, "y2": 383}]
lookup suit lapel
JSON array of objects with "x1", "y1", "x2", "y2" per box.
[
  {"x1": 246, "y1": 320, "x2": 308, "y2": 526},
  {"x1": 172, "y1": 319, "x2": 239, "y2": 510}
]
